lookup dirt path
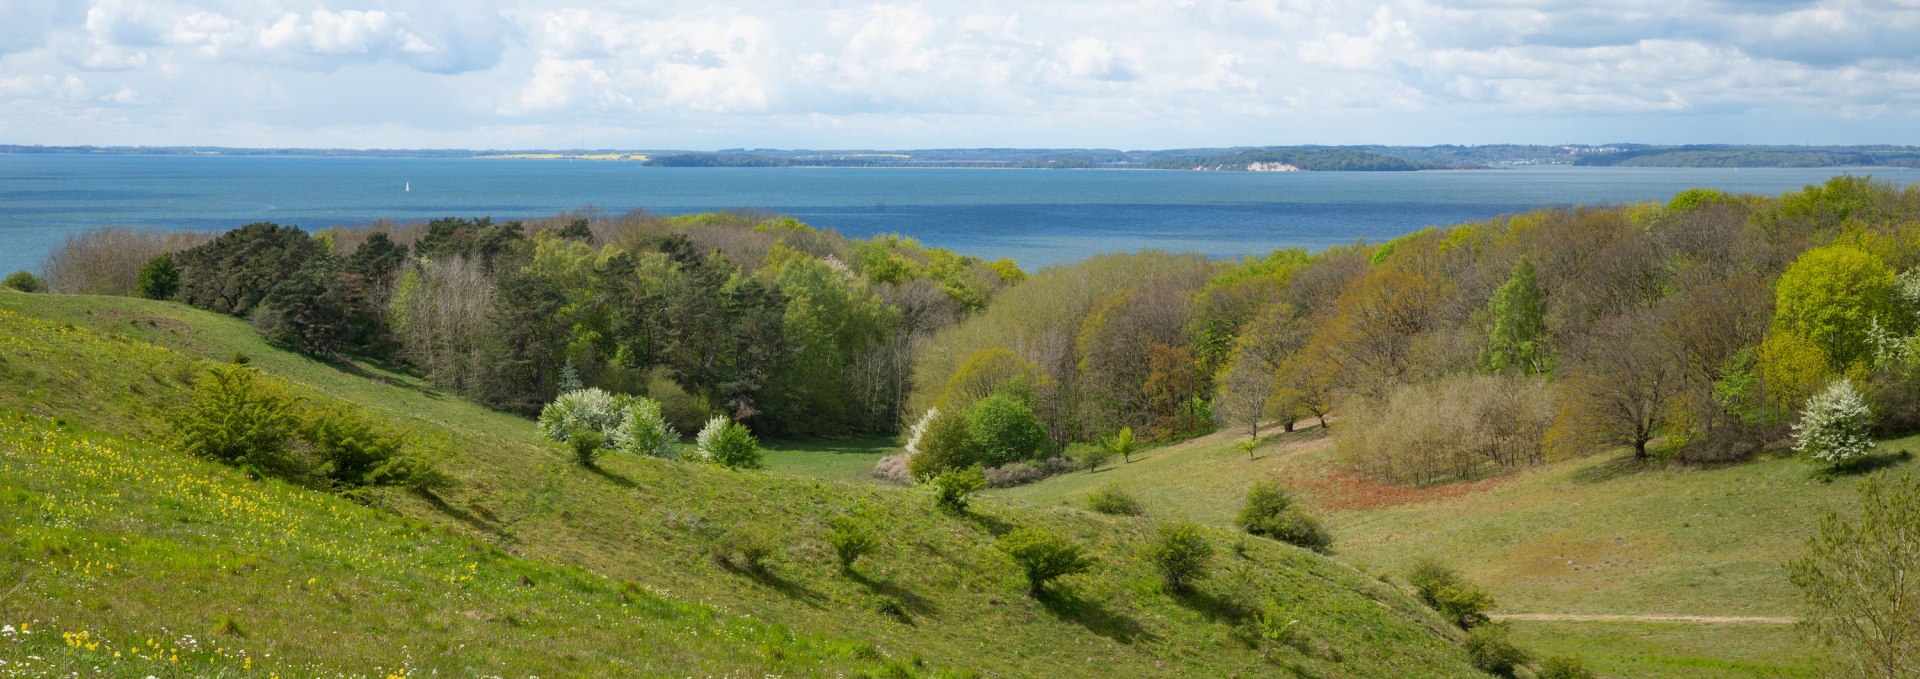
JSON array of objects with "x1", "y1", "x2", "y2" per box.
[{"x1": 1493, "y1": 613, "x2": 1797, "y2": 625}]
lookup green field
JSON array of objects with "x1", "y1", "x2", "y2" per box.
[
  {"x1": 0, "y1": 290, "x2": 1491, "y2": 677},
  {"x1": 987, "y1": 421, "x2": 1914, "y2": 677}
]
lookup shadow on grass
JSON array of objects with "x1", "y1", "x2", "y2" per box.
[
  {"x1": 1171, "y1": 586, "x2": 1252, "y2": 625},
  {"x1": 1037, "y1": 588, "x2": 1152, "y2": 645},
  {"x1": 1816, "y1": 449, "x2": 1914, "y2": 480},
  {"x1": 418, "y1": 489, "x2": 513, "y2": 541},
  {"x1": 718, "y1": 560, "x2": 828, "y2": 608},
  {"x1": 850, "y1": 571, "x2": 937, "y2": 622},
  {"x1": 962, "y1": 510, "x2": 1015, "y2": 537},
  {"x1": 1571, "y1": 454, "x2": 1657, "y2": 484},
  {"x1": 322, "y1": 355, "x2": 448, "y2": 399},
  {"x1": 587, "y1": 464, "x2": 638, "y2": 489}
]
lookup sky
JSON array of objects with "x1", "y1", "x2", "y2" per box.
[{"x1": 1, "y1": 0, "x2": 1918, "y2": 150}]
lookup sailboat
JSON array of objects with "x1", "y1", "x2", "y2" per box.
[{"x1": 405, "y1": 181, "x2": 411, "y2": 192}]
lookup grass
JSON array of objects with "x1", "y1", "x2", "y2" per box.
[
  {"x1": 0, "y1": 290, "x2": 1489, "y2": 677},
  {"x1": 762, "y1": 435, "x2": 897, "y2": 482},
  {"x1": 990, "y1": 419, "x2": 1917, "y2": 678}
]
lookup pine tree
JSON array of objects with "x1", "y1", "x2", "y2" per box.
[{"x1": 1481, "y1": 257, "x2": 1547, "y2": 374}]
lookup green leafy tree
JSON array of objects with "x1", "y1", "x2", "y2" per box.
[
  {"x1": 1407, "y1": 558, "x2": 1495, "y2": 628},
  {"x1": 1464, "y1": 625, "x2": 1529, "y2": 677},
  {"x1": 537, "y1": 388, "x2": 626, "y2": 445},
  {"x1": 1236, "y1": 480, "x2": 1333, "y2": 553},
  {"x1": 966, "y1": 394, "x2": 1048, "y2": 467},
  {"x1": 134, "y1": 253, "x2": 180, "y2": 299},
  {"x1": 1792, "y1": 379, "x2": 1875, "y2": 467},
  {"x1": 612, "y1": 396, "x2": 679, "y2": 459},
  {"x1": 2, "y1": 270, "x2": 43, "y2": 293},
  {"x1": 907, "y1": 407, "x2": 979, "y2": 480},
  {"x1": 1788, "y1": 474, "x2": 1920, "y2": 678},
  {"x1": 1772, "y1": 244, "x2": 1896, "y2": 370},
  {"x1": 997, "y1": 527, "x2": 1094, "y2": 595},
  {"x1": 568, "y1": 426, "x2": 606, "y2": 467},
  {"x1": 1106, "y1": 426, "x2": 1137, "y2": 464},
  {"x1": 827, "y1": 513, "x2": 881, "y2": 572},
  {"x1": 1481, "y1": 257, "x2": 1548, "y2": 373},
  {"x1": 1146, "y1": 521, "x2": 1213, "y2": 590},
  {"x1": 302, "y1": 405, "x2": 407, "y2": 487}
]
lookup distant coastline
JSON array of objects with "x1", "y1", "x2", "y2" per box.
[{"x1": 6, "y1": 143, "x2": 1920, "y2": 170}]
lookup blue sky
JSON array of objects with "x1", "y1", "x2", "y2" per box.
[{"x1": 2, "y1": 0, "x2": 1918, "y2": 150}]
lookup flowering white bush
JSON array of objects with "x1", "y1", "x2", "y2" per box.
[
  {"x1": 536, "y1": 388, "x2": 624, "y2": 446},
  {"x1": 1792, "y1": 379, "x2": 1876, "y2": 466},
  {"x1": 903, "y1": 408, "x2": 938, "y2": 459},
  {"x1": 612, "y1": 396, "x2": 679, "y2": 458},
  {"x1": 692, "y1": 415, "x2": 731, "y2": 463}
]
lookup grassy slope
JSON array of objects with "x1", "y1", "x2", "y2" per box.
[
  {"x1": 0, "y1": 290, "x2": 1488, "y2": 678},
  {"x1": 990, "y1": 423, "x2": 1917, "y2": 678}
]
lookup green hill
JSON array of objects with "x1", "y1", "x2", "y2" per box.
[
  {"x1": 0, "y1": 289, "x2": 1489, "y2": 677},
  {"x1": 986, "y1": 422, "x2": 1918, "y2": 678}
]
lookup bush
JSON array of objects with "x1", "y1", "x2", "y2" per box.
[
  {"x1": 925, "y1": 466, "x2": 986, "y2": 513},
  {"x1": 1792, "y1": 378, "x2": 1876, "y2": 467},
  {"x1": 1146, "y1": 521, "x2": 1212, "y2": 590},
  {"x1": 1788, "y1": 474, "x2": 1920, "y2": 678},
  {"x1": 997, "y1": 527, "x2": 1094, "y2": 595},
  {"x1": 612, "y1": 396, "x2": 679, "y2": 459},
  {"x1": 966, "y1": 394, "x2": 1048, "y2": 466},
  {"x1": 1236, "y1": 480, "x2": 1334, "y2": 553},
  {"x1": 171, "y1": 364, "x2": 301, "y2": 476},
  {"x1": 827, "y1": 513, "x2": 881, "y2": 572},
  {"x1": 694, "y1": 416, "x2": 762, "y2": 469},
  {"x1": 1085, "y1": 486, "x2": 1144, "y2": 516},
  {"x1": 1536, "y1": 656, "x2": 1597, "y2": 679},
  {"x1": 1407, "y1": 558, "x2": 1495, "y2": 629},
  {"x1": 569, "y1": 426, "x2": 606, "y2": 468},
  {"x1": 1070, "y1": 441, "x2": 1114, "y2": 472},
  {"x1": 906, "y1": 407, "x2": 978, "y2": 481},
  {"x1": 714, "y1": 524, "x2": 779, "y2": 573},
  {"x1": 537, "y1": 388, "x2": 625, "y2": 445},
  {"x1": 982, "y1": 457, "x2": 1072, "y2": 487},
  {"x1": 135, "y1": 253, "x2": 181, "y2": 300},
  {"x1": 302, "y1": 405, "x2": 407, "y2": 487},
  {"x1": 1464, "y1": 625, "x2": 1529, "y2": 677},
  {"x1": 3, "y1": 270, "x2": 44, "y2": 293}
]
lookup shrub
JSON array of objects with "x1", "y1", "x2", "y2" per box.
[
  {"x1": 694, "y1": 416, "x2": 762, "y2": 469},
  {"x1": 1407, "y1": 558, "x2": 1495, "y2": 628},
  {"x1": 982, "y1": 457, "x2": 1072, "y2": 487},
  {"x1": 302, "y1": 405, "x2": 406, "y2": 487},
  {"x1": 3, "y1": 270, "x2": 44, "y2": 293},
  {"x1": 1236, "y1": 480, "x2": 1334, "y2": 553},
  {"x1": 1536, "y1": 656, "x2": 1597, "y2": 679},
  {"x1": 871, "y1": 452, "x2": 913, "y2": 484},
  {"x1": 925, "y1": 466, "x2": 986, "y2": 513},
  {"x1": 966, "y1": 394, "x2": 1048, "y2": 466},
  {"x1": 1792, "y1": 378, "x2": 1876, "y2": 467},
  {"x1": 714, "y1": 524, "x2": 779, "y2": 573},
  {"x1": 997, "y1": 527, "x2": 1094, "y2": 595},
  {"x1": 612, "y1": 396, "x2": 679, "y2": 459},
  {"x1": 1085, "y1": 486, "x2": 1144, "y2": 516},
  {"x1": 827, "y1": 513, "x2": 881, "y2": 572},
  {"x1": 1071, "y1": 441, "x2": 1114, "y2": 472},
  {"x1": 1464, "y1": 625, "x2": 1529, "y2": 677},
  {"x1": 536, "y1": 388, "x2": 625, "y2": 445},
  {"x1": 569, "y1": 426, "x2": 606, "y2": 468},
  {"x1": 1146, "y1": 521, "x2": 1213, "y2": 590},
  {"x1": 135, "y1": 253, "x2": 181, "y2": 299},
  {"x1": 906, "y1": 406, "x2": 979, "y2": 480},
  {"x1": 171, "y1": 364, "x2": 301, "y2": 476}
]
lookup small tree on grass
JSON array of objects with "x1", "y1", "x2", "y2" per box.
[
  {"x1": 1407, "y1": 558, "x2": 1495, "y2": 629},
  {"x1": 3, "y1": 270, "x2": 44, "y2": 293},
  {"x1": 302, "y1": 405, "x2": 407, "y2": 487},
  {"x1": 695, "y1": 416, "x2": 762, "y2": 469},
  {"x1": 1792, "y1": 379, "x2": 1876, "y2": 468},
  {"x1": 172, "y1": 364, "x2": 300, "y2": 476},
  {"x1": 1146, "y1": 521, "x2": 1213, "y2": 591},
  {"x1": 1239, "y1": 438, "x2": 1259, "y2": 461},
  {"x1": 136, "y1": 253, "x2": 180, "y2": 300},
  {"x1": 537, "y1": 388, "x2": 624, "y2": 445},
  {"x1": 568, "y1": 426, "x2": 606, "y2": 468},
  {"x1": 1236, "y1": 480, "x2": 1333, "y2": 553},
  {"x1": 997, "y1": 527, "x2": 1094, "y2": 596},
  {"x1": 1073, "y1": 442, "x2": 1116, "y2": 473},
  {"x1": 612, "y1": 396, "x2": 679, "y2": 459},
  {"x1": 1106, "y1": 427, "x2": 1137, "y2": 464},
  {"x1": 827, "y1": 513, "x2": 881, "y2": 572},
  {"x1": 1788, "y1": 474, "x2": 1920, "y2": 678},
  {"x1": 925, "y1": 466, "x2": 986, "y2": 513}
]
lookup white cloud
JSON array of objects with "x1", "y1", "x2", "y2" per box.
[{"x1": 1, "y1": 0, "x2": 1918, "y2": 147}]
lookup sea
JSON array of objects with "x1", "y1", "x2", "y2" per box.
[{"x1": 1, "y1": 154, "x2": 1910, "y2": 275}]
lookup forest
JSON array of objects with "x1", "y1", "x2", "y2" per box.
[{"x1": 27, "y1": 175, "x2": 1920, "y2": 488}]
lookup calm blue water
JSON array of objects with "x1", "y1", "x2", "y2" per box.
[{"x1": 0, "y1": 154, "x2": 1909, "y2": 274}]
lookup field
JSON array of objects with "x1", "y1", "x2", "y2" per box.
[
  {"x1": 0, "y1": 289, "x2": 1489, "y2": 677},
  {"x1": 985, "y1": 422, "x2": 1916, "y2": 677}
]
